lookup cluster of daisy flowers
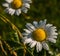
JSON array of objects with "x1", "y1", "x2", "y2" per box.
[
  {"x1": 2, "y1": 0, "x2": 32, "y2": 16},
  {"x1": 2, "y1": 0, "x2": 58, "y2": 53},
  {"x1": 22, "y1": 19, "x2": 58, "y2": 52}
]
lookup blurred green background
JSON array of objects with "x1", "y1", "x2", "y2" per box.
[{"x1": 0, "y1": 0, "x2": 60, "y2": 56}]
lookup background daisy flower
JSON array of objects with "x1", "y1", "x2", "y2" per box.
[
  {"x1": 22, "y1": 19, "x2": 58, "y2": 52},
  {"x1": 2, "y1": 0, "x2": 32, "y2": 16}
]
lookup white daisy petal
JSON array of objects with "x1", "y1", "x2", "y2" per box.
[
  {"x1": 39, "y1": 19, "x2": 47, "y2": 28},
  {"x1": 45, "y1": 24, "x2": 53, "y2": 30},
  {"x1": 5, "y1": 0, "x2": 13, "y2": 3},
  {"x1": 22, "y1": 37, "x2": 27, "y2": 42},
  {"x1": 36, "y1": 42, "x2": 39, "y2": 52},
  {"x1": 33, "y1": 21, "x2": 38, "y2": 28},
  {"x1": 52, "y1": 36, "x2": 57, "y2": 38},
  {"x1": 36, "y1": 42, "x2": 42, "y2": 52},
  {"x1": 10, "y1": 9, "x2": 15, "y2": 15},
  {"x1": 25, "y1": 24, "x2": 33, "y2": 31},
  {"x1": 52, "y1": 32, "x2": 58, "y2": 35},
  {"x1": 38, "y1": 42, "x2": 42, "y2": 51},
  {"x1": 46, "y1": 24, "x2": 53, "y2": 27},
  {"x1": 43, "y1": 19, "x2": 47, "y2": 25},
  {"x1": 48, "y1": 36, "x2": 57, "y2": 39},
  {"x1": 2, "y1": 3, "x2": 9, "y2": 7},
  {"x1": 21, "y1": 7, "x2": 28, "y2": 13},
  {"x1": 39, "y1": 20, "x2": 43, "y2": 25},
  {"x1": 29, "y1": 41, "x2": 37, "y2": 48},
  {"x1": 5, "y1": 7, "x2": 9, "y2": 13},
  {"x1": 5, "y1": 8, "x2": 15, "y2": 15},
  {"x1": 26, "y1": 23, "x2": 35, "y2": 30},
  {"x1": 23, "y1": 3, "x2": 30, "y2": 8},
  {"x1": 45, "y1": 25, "x2": 57, "y2": 36},
  {"x1": 42, "y1": 42, "x2": 49, "y2": 50},
  {"x1": 8, "y1": 9, "x2": 12, "y2": 14},
  {"x1": 47, "y1": 29, "x2": 58, "y2": 36},
  {"x1": 48, "y1": 38, "x2": 56, "y2": 43},
  {"x1": 15, "y1": 9, "x2": 21, "y2": 16},
  {"x1": 22, "y1": 33, "x2": 28, "y2": 36},
  {"x1": 8, "y1": 8, "x2": 15, "y2": 15},
  {"x1": 23, "y1": 0, "x2": 32, "y2": 3},
  {"x1": 24, "y1": 38, "x2": 32, "y2": 44},
  {"x1": 51, "y1": 26, "x2": 56, "y2": 30},
  {"x1": 48, "y1": 26, "x2": 57, "y2": 32},
  {"x1": 23, "y1": 29, "x2": 31, "y2": 33}
]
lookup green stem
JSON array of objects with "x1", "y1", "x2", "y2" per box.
[
  {"x1": 44, "y1": 50, "x2": 46, "y2": 56},
  {"x1": 0, "y1": 14, "x2": 34, "y2": 56},
  {"x1": 0, "y1": 40, "x2": 8, "y2": 56},
  {"x1": 26, "y1": 48, "x2": 34, "y2": 56}
]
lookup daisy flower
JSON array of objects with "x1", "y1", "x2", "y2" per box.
[
  {"x1": 22, "y1": 19, "x2": 58, "y2": 52},
  {"x1": 2, "y1": 0, "x2": 32, "y2": 16}
]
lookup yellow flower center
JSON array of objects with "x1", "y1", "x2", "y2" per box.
[
  {"x1": 32, "y1": 29, "x2": 46, "y2": 42},
  {"x1": 12, "y1": 0, "x2": 23, "y2": 9}
]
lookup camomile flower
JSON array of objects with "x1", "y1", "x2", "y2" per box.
[
  {"x1": 2, "y1": 0, "x2": 32, "y2": 16},
  {"x1": 22, "y1": 19, "x2": 58, "y2": 52}
]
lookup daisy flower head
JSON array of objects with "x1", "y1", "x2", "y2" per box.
[
  {"x1": 2, "y1": 0, "x2": 32, "y2": 16},
  {"x1": 22, "y1": 19, "x2": 58, "y2": 52}
]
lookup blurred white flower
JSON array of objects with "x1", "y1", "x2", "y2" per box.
[
  {"x1": 48, "y1": 51, "x2": 53, "y2": 55},
  {"x1": 22, "y1": 19, "x2": 58, "y2": 52},
  {"x1": 2, "y1": 0, "x2": 32, "y2": 16}
]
